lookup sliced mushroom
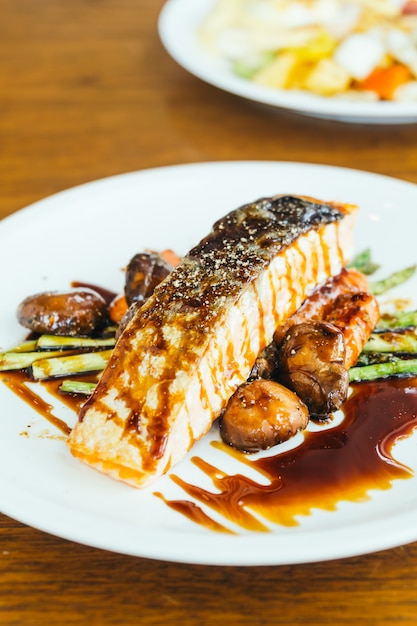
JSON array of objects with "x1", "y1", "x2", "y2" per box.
[{"x1": 277, "y1": 321, "x2": 349, "y2": 419}]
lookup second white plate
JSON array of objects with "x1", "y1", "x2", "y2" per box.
[{"x1": 158, "y1": 0, "x2": 417, "y2": 124}]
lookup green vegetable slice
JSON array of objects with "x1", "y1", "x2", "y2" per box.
[
  {"x1": 370, "y1": 265, "x2": 416, "y2": 296},
  {"x1": 31, "y1": 349, "x2": 113, "y2": 380},
  {"x1": 349, "y1": 358, "x2": 417, "y2": 382}
]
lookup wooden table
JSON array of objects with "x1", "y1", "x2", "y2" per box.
[{"x1": 2, "y1": 2, "x2": 417, "y2": 624}]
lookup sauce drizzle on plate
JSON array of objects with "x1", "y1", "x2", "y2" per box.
[
  {"x1": 2, "y1": 371, "x2": 417, "y2": 534},
  {"x1": 163, "y1": 378, "x2": 417, "y2": 532}
]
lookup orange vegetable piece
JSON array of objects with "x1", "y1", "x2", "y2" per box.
[
  {"x1": 160, "y1": 248, "x2": 181, "y2": 267},
  {"x1": 108, "y1": 294, "x2": 128, "y2": 324},
  {"x1": 403, "y1": 0, "x2": 417, "y2": 14},
  {"x1": 359, "y1": 64, "x2": 412, "y2": 100}
]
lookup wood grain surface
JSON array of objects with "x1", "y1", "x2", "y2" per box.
[{"x1": 1, "y1": 2, "x2": 417, "y2": 625}]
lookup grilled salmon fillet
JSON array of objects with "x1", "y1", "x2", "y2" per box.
[{"x1": 67, "y1": 195, "x2": 358, "y2": 487}]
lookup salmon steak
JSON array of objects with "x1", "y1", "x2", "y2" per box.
[{"x1": 67, "y1": 194, "x2": 358, "y2": 487}]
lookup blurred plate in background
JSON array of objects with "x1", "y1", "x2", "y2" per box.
[{"x1": 158, "y1": 0, "x2": 417, "y2": 124}]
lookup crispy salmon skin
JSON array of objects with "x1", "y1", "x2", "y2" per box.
[{"x1": 67, "y1": 195, "x2": 358, "y2": 487}]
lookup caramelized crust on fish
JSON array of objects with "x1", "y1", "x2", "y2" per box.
[{"x1": 67, "y1": 195, "x2": 358, "y2": 487}]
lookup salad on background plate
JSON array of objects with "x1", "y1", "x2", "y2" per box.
[
  {"x1": 158, "y1": 0, "x2": 417, "y2": 122},
  {"x1": 199, "y1": 0, "x2": 417, "y2": 102}
]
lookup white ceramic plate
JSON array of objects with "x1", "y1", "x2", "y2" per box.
[
  {"x1": 2, "y1": 161, "x2": 417, "y2": 566},
  {"x1": 158, "y1": 0, "x2": 417, "y2": 124}
]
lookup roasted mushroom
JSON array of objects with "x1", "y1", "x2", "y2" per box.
[
  {"x1": 277, "y1": 321, "x2": 349, "y2": 419},
  {"x1": 219, "y1": 379, "x2": 309, "y2": 453},
  {"x1": 124, "y1": 252, "x2": 172, "y2": 306},
  {"x1": 248, "y1": 342, "x2": 279, "y2": 380},
  {"x1": 17, "y1": 289, "x2": 108, "y2": 337},
  {"x1": 115, "y1": 300, "x2": 142, "y2": 340}
]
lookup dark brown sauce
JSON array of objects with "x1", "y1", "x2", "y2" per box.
[
  {"x1": 165, "y1": 378, "x2": 417, "y2": 531},
  {"x1": 71, "y1": 281, "x2": 118, "y2": 305},
  {"x1": 0, "y1": 371, "x2": 93, "y2": 435},
  {"x1": 154, "y1": 491, "x2": 235, "y2": 534},
  {"x1": 3, "y1": 364, "x2": 417, "y2": 534}
]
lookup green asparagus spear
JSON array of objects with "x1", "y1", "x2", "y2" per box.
[
  {"x1": 362, "y1": 332, "x2": 417, "y2": 354},
  {"x1": 37, "y1": 334, "x2": 116, "y2": 350},
  {"x1": 348, "y1": 248, "x2": 380, "y2": 275},
  {"x1": 369, "y1": 265, "x2": 416, "y2": 296},
  {"x1": 59, "y1": 380, "x2": 98, "y2": 395},
  {"x1": 31, "y1": 349, "x2": 112, "y2": 380},
  {"x1": 355, "y1": 352, "x2": 401, "y2": 366},
  {"x1": 375, "y1": 310, "x2": 417, "y2": 331},
  {"x1": 0, "y1": 350, "x2": 64, "y2": 371},
  {"x1": 8, "y1": 339, "x2": 38, "y2": 353},
  {"x1": 349, "y1": 358, "x2": 417, "y2": 382}
]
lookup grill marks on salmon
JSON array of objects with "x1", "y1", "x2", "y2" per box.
[{"x1": 67, "y1": 195, "x2": 358, "y2": 488}]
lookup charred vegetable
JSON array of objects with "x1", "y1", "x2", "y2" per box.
[
  {"x1": 349, "y1": 358, "x2": 417, "y2": 382},
  {"x1": 369, "y1": 265, "x2": 416, "y2": 296},
  {"x1": 17, "y1": 289, "x2": 108, "y2": 337},
  {"x1": 347, "y1": 248, "x2": 380, "y2": 275},
  {"x1": 249, "y1": 342, "x2": 279, "y2": 380},
  {"x1": 124, "y1": 252, "x2": 172, "y2": 306},
  {"x1": 277, "y1": 321, "x2": 349, "y2": 419},
  {"x1": 362, "y1": 331, "x2": 417, "y2": 354}
]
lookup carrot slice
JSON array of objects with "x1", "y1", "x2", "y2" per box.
[
  {"x1": 403, "y1": 0, "x2": 417, "y2": 15},
  {"x1": 160, "y1": 248, "x2": 181, "y2": 267},
  {"x1": 109, "y1": 294, "x2": 128, "y2": 324},
  {"x1": 359, "y1": 64, "x2": 412, "y2": 100}
]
